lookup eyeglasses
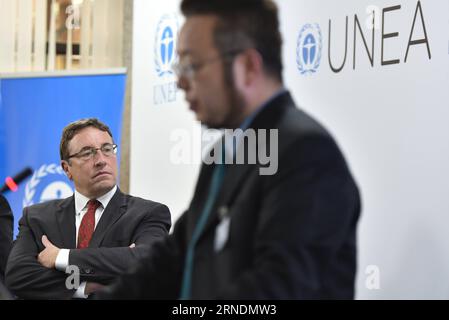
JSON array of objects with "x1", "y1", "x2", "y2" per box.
[
  {"x1": 67, "y1": 143, "x2": 118, "y2": 161},
  {"x1": 172, "y1": 50, "x2": 242, "y2": 80}
]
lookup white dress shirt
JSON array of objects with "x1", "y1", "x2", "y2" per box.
[{"x1": 55, "y1": 185, "x2": 117, "y2": 298}]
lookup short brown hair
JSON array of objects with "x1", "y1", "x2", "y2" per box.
[
  {"x1": 60, "y1": 118, "x2": 113, "y2": 161},
  {"x1": 181, "y1": 0, "x2": 283, "y2": 82}
]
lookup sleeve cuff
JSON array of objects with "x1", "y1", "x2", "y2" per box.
[{"x1": 55, "y1": 248, "x2": 70, "y2": 272}]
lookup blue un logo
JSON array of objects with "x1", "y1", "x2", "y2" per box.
[
  {"x1": 296, "y1": 23, "x2": 322, "y2": 76},
  {"x1": 160, "y1": 27, "x2": 174, "y2": 67},
  {"x1": 155, "y1": 14, "x2": 179, "y2": 78},
  {"x1": 22, "y1": 163, "x2": 73, "y2": 208}
]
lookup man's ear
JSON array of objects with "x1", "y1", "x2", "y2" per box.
[
  {"x1": 233, "y1": 49, "x2": 263, "y2": 89},
  {"x1": 61, "y1": 160, "x2": 73, "y2": 181}
]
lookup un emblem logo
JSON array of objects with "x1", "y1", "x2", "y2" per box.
[
  {"x1": 296, "y1": 23, "x2": 322, "y2": 75},
  {"x1": 23, "y1": 164, "x2": 73, "y2": 207},
  {"x1": 154, "y1": 14, "x2": 179, "y2": 78}
]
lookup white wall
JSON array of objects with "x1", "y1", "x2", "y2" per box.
[
  {"x1": 131, "y1": 0, "x2": 449, "y2": 299},
  {"x1": 130, "y1": 0, "x2": 198, "y2": 225},
  {"x1": 278, "y1": 0, "x2": 449, "y2": 299}
]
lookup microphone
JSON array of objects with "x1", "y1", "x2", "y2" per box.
[{"x1": 0, "y1": 167, "x2": 33, "y2": 194}]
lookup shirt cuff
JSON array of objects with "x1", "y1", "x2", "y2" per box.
[
  {"x1": 55, "y1": 249, "x2": 70, "y2": 272},
  {"x1": 73, "y1": 282, "x2": 88, "y2": 299}
]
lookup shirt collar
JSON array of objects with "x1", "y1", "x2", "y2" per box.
[
  {"x1": 223, "y1": 88, "x2": 287, "y2": 158},
  {"x1": 238, "y1": 88, "x2": 287, "y2": 131},
  {"x1": 74, "y1": 185, "x2": 118, "y2": 214}
]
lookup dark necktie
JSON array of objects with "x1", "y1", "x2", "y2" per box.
[
  {"x1": 179, "y1": 146, "x2": 226, "y2": 299},
  {"x1": 77, "y1": 199, "x2": 101, "y2": 249}
]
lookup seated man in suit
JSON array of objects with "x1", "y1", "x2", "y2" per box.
[
  {"x1": 97, "y1": 0, "x2": 360, "y2": 300},
  {"x1": 5, "y1": 118, "x2": 171, "y2": 299},
  {"x1": 0, "y1": 194, "x2": 13, "y2": 281}
]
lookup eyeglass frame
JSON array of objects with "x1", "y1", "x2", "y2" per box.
[
  {"x1": 66, "y1": 143, "x2": 118, "y2": 161},
  {"x1": 172, "y1": 49, "x2": 243, "y2": 80}
]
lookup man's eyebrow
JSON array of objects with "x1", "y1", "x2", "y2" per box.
[
  {"x1": 177, "y1": 49, "x2": 194, "y2": 57},
  {"x1": 77, "y1": 143, "x2": 111, "y2": 151},
  {"x1": 78, "y1": 146, "x2": 95, "y2": 151}
]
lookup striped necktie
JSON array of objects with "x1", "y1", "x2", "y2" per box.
[{"x1": 77, "y1": 199, "x2": 100, "y2": 249}]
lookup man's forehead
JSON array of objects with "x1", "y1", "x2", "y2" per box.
[
  {"x1": 177, "y1": 15, "x2": 218, "y2": 57},
  {"x1": 70, "y1": 128, "x2": 111, "y2": 145},
  {"x1": 74, "y1": 126, "x2": 107, "y2": 136}
]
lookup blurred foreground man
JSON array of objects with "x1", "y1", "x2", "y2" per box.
[
  {"x1": 98, "y1": 0, "x2": 360, "y2": 299},
  {"x1": 6, "y1": 118, "x2": 171, "y2": 299}
]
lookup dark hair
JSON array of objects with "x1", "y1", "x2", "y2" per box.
[
  {"x1": 181, "y1": 0, "x2": 283, "y2": 82},
  {"x1": 60, "y1": 118, "x2": 113, "y2": 161}
]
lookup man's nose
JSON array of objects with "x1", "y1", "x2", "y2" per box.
[
  {"x1": 93, "y1": 150, "x2": 107, "y2": 166},
  {"x1": 177, "y1": 74, "x2": 190, "y2": 91}
]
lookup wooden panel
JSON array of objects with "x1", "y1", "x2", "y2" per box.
[
  {"x1": 80, "y1": 0, "x2": 92, "y2": 68},
  {"x1": 92, "y1": 0, "x2": 108, "y2": 68},
  {"x1": 0, "y1": 0, "x2": 17, "y2": 72},
  {"x1": 66, "y1": 28, "x2": 73, "y2": 69},
  {"x1": 47, "y1": 0, "x2": 57, "y2": 71},
  {"x1": 33, "y1": 0, "x2": 48, "y2": 71},
  {"x1": 107, "y1": 0, "x2": 124, "y2": 67},
  {"x1": 16, "y1": 0, "x2": 33, "y2": 71}
]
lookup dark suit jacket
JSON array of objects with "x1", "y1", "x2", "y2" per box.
[
  {"x1": 0, "y1": 195, "x2": 13, "y2": 281},
  {"x1": 98, "y1": 91, "x2": 361, "y2": 300},
  {"x1": 5, "y1": 188, "x2": 171, "y2": 299}
]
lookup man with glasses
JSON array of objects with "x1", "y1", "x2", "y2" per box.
[
  {"x1": 5, "y1": 118, "x2": 171, "y2": 299},
  {"x1": 98, "y1": 0, "x2": 360, "y2": 299}
]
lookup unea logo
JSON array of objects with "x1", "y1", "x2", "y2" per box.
[
  {"x1": 154, "y1": 14, "x2": 179, "y2": 78},
  {"x1": 23, "y1": 164, "x2": 73, "y2": 207},
  {"x1": 296, "y1": 23, "x2": 322, "y2": 75}
]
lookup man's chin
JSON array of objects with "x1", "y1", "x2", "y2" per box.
[
  {"x1": 92, "y1": 181, "x2": 116, "y2": 196},
  {"x1": 200, "y1": 118, "x2": 225, "y2": 129}
]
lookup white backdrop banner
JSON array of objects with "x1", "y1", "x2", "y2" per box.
[
  {"x1": 131, "y1": 0, "x2": 199, "y2": 226},
  {"x1": 131, "y1": 0, "x2": 449, "y2": 299},
  {"x1": 279, "y1": 0, "x2": 449, "y2": 299}
]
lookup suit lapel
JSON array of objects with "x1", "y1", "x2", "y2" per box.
[
  {"x1": 89, "y1": 188, "x2": 126, "y2": 248},
  {"x1": 56, "y1": 196, "x2": 76, "y2": 248}
]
